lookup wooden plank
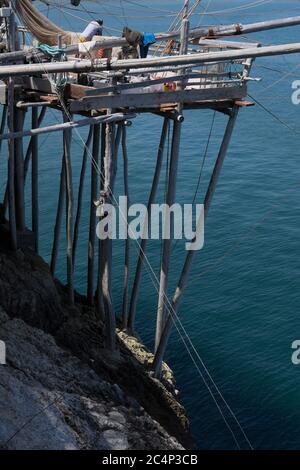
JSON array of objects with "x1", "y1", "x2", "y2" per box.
[
  {"x1": 64, "y1": 83, "x2": 96, "y2": 100},
  {"x1": 70, "y1": 85, "x2": 247, "y2": 112},
  {"x1": 235, "y1": 99, "x2": 255, "y2": 107}
]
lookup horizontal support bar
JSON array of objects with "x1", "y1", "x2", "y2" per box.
[
  {"x1": 16, "y1": 101, "x2": 53, "y2": 108},
  {"x1": 0, "y1": 112, "x2": 135, "y2": 141},
  {"x1": 198, "y1": 39, "x2": 261, "y2": 49},
  {"x1": 88, "y1": 74, "x2": 243, "y2": 96},
  {"x1": 1, "y1": 42, "x2": 300, "y2": 77},
  {"x1": 69, "y1": 85, "x2": 247, "y2": 112}
]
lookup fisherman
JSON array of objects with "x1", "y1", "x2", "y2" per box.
[
  {"x1": 79, "y1": 19, "x2": 103, "y2": 42},
  {"x1": 122, "y1": 26, "x2": 156, "y2": 59},
  {"x1": 78, "y1": 19, "x2": 107, "y2": 59}
]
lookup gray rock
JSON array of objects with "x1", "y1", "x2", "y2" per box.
[{"x1": 0, "y1": 308, "x2": 183, "y2": 450}]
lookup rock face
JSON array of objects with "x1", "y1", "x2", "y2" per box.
[
  {"x1": 0, "y1": 249, "x2": 194, "y2": 450},
  {"x1": 0, "y1": 308, "x2": 182, "y2": 450}
]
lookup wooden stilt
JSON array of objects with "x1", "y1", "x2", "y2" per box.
[
  {"x1": 97, "y1": 123, "x2": 122, "y2": 318},
  {"x1": 96, "y1": 124, "x2": 106, "y2": 319},
  {"x1": 113, "y1": 124, "x2": 122, "y2": 180},
  {"x1": 63, "y1": 112, "x2": 74, "y2": 305},
  {"x1": 153, "y1": 105, "x2": 240, "y2": 377},
  {"x1": 73, "y1": 125, "x2": 93, "y2": 266},
  {"x1": 87, "y1": 123, "x2": 100, "y2": 305},
  {"x1": 31, "y1": 106, "x2": 39, "y2": 253},
  {"x1": 14, "y1": 108, "x2": 26, "y2": 231},
  {"x1": 101, "y1": 120, "x2": 116, "y2": 351},
  {"x1": 0, "y1": 106, "x2": 7, "y2": 154},
  {"x1": 50, "y1": 155, "x2": 65, "y2": 275},
  {"x1": 24, "y1": 107, "x2": 47, "y2": 179},
  {"x1": 155, "y1": 119, "x2": 182, "y2": 352},
  {"x1": 3, "y1": 107, "x2": 46, "y2": 215},
  {"x1": 7, "y1": 79, "x2": 17, "y2": 251},
  {"x1": 128, "y1": 118, "x2": 169, "y2": 332},
  {"x1": 121, "y1": 124, "x2": 130, "y2": 329}
]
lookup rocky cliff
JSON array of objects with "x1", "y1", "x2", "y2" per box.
[{"x1": 0, "y1": 248, "x2": 194, "y2": 450}]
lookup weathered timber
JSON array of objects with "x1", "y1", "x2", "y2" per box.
[
  {"x1": 102, "y1": 119, "x2": 116, "y2": 351},
  {"x1": 7, "y1": 79, "x2": 17, "y2": 250},
  {"x1": 70, "y1": 86, "x2": 247, "y2": 113},
  {"x1": 14, "y1": 108, "x2": 25, "y2": 231},
  {"x1": 153, "y1": 105, "x2": 240, "y2": 377},
  {"x1": 121, "y1": 124, "x2": 130, "y2": 329},
  {"x1": 50, "y1": 155, "x2": 65, "y2": 275},
  {"x1": 31, "y1": 106, "x2": 39, "y2": 252},
  {"x1": 155, "y1": 119, "x2": 182, "y2": 353},
  {"x1": 87, "y1": 124, "x2": 100, "y2": 306},
  {"x1": 63, "y1": 112, "x2": 74, "y2": 305},
  {"x1": 128, "y1": 118, "x2": 169, "y2": 332},
  {"x1": 73, "y1": 126, "x2": 93, "y2": 266},
  {"x1": 3, "y1": 42, "x2": 300, "y2": 78},
  {"x1": 0, "y1": 112, "x2": 135, "y2": 141}
]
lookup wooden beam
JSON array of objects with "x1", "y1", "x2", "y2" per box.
[
  {"x1": 14, "y1": 108, "x2": 25, "y2": 231},
  {"x1": 51, "y1": 155, "x2": 65, "y2": 276},
  {"x1": 121, "y1": 125, "x2": 130, "y2": 329},
  {"x1": 73, "y1": 126, "x2": 93, "y2": 266},
  {"x1": 101, "y1": 120, "x2": 117, "y2": 351},
  {"x1": 3, "y1": 42, "x2": 300, "y2": 78},
  {"x1": 7, "y1": 79, "x2": 17, "y2": 250},
  {"x1": 128, "y1": 118, "x2": 169, "y2": 332},
  {"x1": 87, "y1": 124, "x2": 100, "y2": 306},
  {"x1": 70, "y1": 86, "x2": 247, "y2": 113},
  {"x1": 0, "y1": 112, "x2": 136, "y2": 141},
  {"x1": 153, "y1": 105, "x2": 240, "y2": 377},
  {"x1": 31, "y1": 106, "x2": 39, "y2": 253},
  {"x1": 155, "y1": 119, "x2": 182, "y2": 353},
  {"x1": 63, "y1": 112, "x2": 74, "y2": 305}
]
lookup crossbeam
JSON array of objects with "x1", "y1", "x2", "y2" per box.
[
  {"x1": 0, "y1": 112, "x2": 135, "y2": 141},
  {"x1": 1, "y1": 42, "x2": 300, "y2": 78}
]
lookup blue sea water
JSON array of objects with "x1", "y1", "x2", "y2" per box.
[{"x1": 2, "y1": 0, "x2": 300, "y2": 450}]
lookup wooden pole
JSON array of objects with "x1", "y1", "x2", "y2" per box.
[
  {"x1": 0, "y1": 106, "x2": 7, "y2": 154},
  {"x1": 97, "y1": 122, "x2": 121, "y2": 323},
  {"x1": 96, "y1": 123, "x2": 106, "y2": 319},
  {"x1": 87, "y1": 123, "x2": 100, "y2": 306},
  {"x1": 102, "y1": 120, "x2": 116, "y2": 351},
  {"x1": 63, "y1": 112, "x2": 74, "y2": 305},
  {"x1": 0, "y1": 112, "x2": 135, "y2": 142},
  {"x1": 155, "y1": 119, "x2": 182, "y2": 352},
  {"x1": 14, "y1": 107, "x2": 25, "y2": 231},
  {"x1": 153, "y1": 105, "x2": 240, "y2": 377},
  {"x1": 128, "y1": 118, "x2": 169, "y2": 332},
  {"x1": 7, "y1": 79, "x2": 17, "y2": 251},
  {"x1": 3, "y1": 107, "x2": 46, "y2": 217},
  {"x1": 24, "y1": 107, "x2": 47, "y2": 179},
  {"x1": 3, "y1": 42, "x2": 300, "y2": 77},
  {"x1": 121, "y1": 124, "x2": 130, "y2": 329},
  {"x1": 31, "y1": 106, "x2": 39, "y2": 253},
  {"x1": 73, "y1": 125, "x2": 93, "y2": 266},
  {"x1": 51, "y1": 155, "x2": 65, "y2": 275}
]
